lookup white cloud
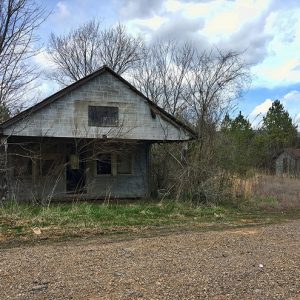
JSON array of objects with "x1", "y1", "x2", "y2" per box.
[
  {"x1": 126, "y1": 16, "x2": 167, "y2": 36},
  {"x1": 34, "y1": 50, "x2": 55, "y2": 70},
  {"x1": 56, "y1": 2, "x2": 70, "y2": 19},
  {"x1": 251, "y1": 7, "x2": 300, "y2": 88},
  {"x1": 282, "y1": 90, "x2": 300, "y2": 127},
  {"x1": 250, "y1": 98, "x2": 273, "y2": 117},
  {"x1": 121, "y1": 0, "x2": 300, "y2": 89},
  {"x1": 282, "y1": 90, "x2": 300, "y2": 104},
  {"x1": 249, "y1": 98, "x2": 272, "y2": 128},
  {"x1": 249, "y1": 90, "x2": 300, "y2": 128}
]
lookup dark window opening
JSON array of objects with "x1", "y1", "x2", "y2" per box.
[
  {"x1": 88, "y1": 106, "x2": 118, "y2": 127},
  {"x1": 13, "y1": 157, "x2": 32, "y2": 177},
  {"x1": 117, "y1": 154, "x2": 132, "y2": 174},
  {"x1": 96, "y1": 154, "x2": 112, "y2": 175},
  {"x1": 40, "y1": 159, "x2": 57, "y2": 176}
]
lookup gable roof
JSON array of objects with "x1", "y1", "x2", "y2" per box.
[
  {"x1": 283, "y1": 148, "x2": 300, "y2": 159},
  {"x1": 0, "y1": 65, "x2": 196, "y2": 138}
]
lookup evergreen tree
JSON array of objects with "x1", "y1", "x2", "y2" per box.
[
  {"x1": 219, "y1": 112, "x2": 254, "y2": 175},
  {"x1": 261, "y1": 100, "x2": 297, "y2": 167}
]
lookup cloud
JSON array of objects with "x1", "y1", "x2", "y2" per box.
[
  {"x1": 34, "y1": 50, "x2": 55, "y2": 70},
  {"x1": 55, "y1": 1, "x2": 70, "y2": 19},
  {"x1": 122, "y1": 0, "x2": 274, "y2": 66},
  {"x1": 282, "y1": 90, "x2": 300, "y2": 104},
  {"x1": 249, "y1": 90, "x2": 300, "y2": 128},
  {"x1": 126, "y1": 16, "x2": 167, "y2": 35},
  {"x1": 119, "y1": 0, "x2": 163, "y2": 19},
  {"x1": 150, "y1": 15, "x2": 206, "y2": 46},
  {"x1": 270, "y1": 0, "x2": 300, "y2": 11},
  {"x1": 282, "y1": 90, "x2": 300, "y2": 126},
  {"x1": 249, "y1": 98, "x2": 273, "y2": 128},
  {"x1": 250, "y1": 99, "x2": 273, "y2": 117},
  {"x1": 220, "y1": 14, "x2": 273, "y2": 65}
]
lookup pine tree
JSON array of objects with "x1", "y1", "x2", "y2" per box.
[
  {"x1": 219, "y1": 112, "x2": 254, "y2": 175},
  {"x1": 262, "y1": 100, "x2": 297, "y2": 155}
]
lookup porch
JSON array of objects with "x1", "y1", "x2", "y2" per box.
[{"x1": 5, "y1": 136, "x2": 151, "y2": 201}]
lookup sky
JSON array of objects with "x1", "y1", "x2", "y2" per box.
[{"x1": 35, "y1": 0, "x2": 300, "y2": 128}]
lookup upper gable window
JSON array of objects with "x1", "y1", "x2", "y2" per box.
[{"x1": 88, "y1": 106, "x2": 118, "y2": 127}]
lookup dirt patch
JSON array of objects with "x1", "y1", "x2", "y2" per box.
[{"x1": 0, "y1": 220, "x2": 299, "y2": 299}]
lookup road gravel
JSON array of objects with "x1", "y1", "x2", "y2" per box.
[{"x1": 0, "y1": 220, "x2": 299, "y2": 299}]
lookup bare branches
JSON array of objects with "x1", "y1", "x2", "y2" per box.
[
  {"x1": 100, "y1": 23, "x2": 144, "y2": 75},
  {"x1": 48, "y1": 20, "x2": 102, "y2": 85},
  {"x1": 184, "y1": 49, "x2": 250, "y2": 137},
  {"x1": 0, "y1": 0, "x2": 46, "y2": 114},
  {"x1": 132, "y1": 42, "x2": 250, "y2": 136},
  {"x1": 48, "y1": 21, "x2": 145, "y2": 86},
  {"x1": 132, "y1": 41, "x2": 194, "y2": 116}
]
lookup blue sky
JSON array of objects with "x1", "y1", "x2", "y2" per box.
[{"x1": 35, "y1": 0, "x2": 300, "y2": 127}]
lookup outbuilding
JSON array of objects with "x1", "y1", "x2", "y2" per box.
[{"x1": 275, "y1": 148, "x2": 300, "y2": 177}]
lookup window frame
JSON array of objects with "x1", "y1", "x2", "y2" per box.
[
  {"x1": 12, "y1": 156, "x2": 33, "y2": 178},
  {"x1": 95, "y1": 153, "x2": 113, "y2": 176},
  {"x1": 88, "y1": 105, "x2": 119, "y2": 127},
  {"x1": 117, "y1": 153, "x2": 133, "y2": 175}
]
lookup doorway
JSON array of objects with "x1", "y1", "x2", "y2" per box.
[{"x1": 66, "y1": 145, "x2": 86, "y2": 194}]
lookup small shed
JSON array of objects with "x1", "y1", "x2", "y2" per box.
[{"x1": 276, "y1": 149, "x2": 300, "y2": 177}]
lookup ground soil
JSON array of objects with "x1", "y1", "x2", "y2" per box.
[{"x1": 0, "y1": 220, "x2": 299, "y2": 300}]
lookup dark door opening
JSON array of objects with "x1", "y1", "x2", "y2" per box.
[{"x1": 66, "y1": 145, "x2": 86, "y2": 194}]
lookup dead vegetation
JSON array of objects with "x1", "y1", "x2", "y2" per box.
[{"x1": 232, "y1": 174, "x2": 300, "y2": 210}]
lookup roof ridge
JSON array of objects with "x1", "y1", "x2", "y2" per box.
[{"x1": 0, "y1": 65, "x2": 196, "y2": 138}]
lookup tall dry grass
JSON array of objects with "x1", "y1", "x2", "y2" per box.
[{"x1": 232, "y1": 174, "x2": 300, "y2": 210}]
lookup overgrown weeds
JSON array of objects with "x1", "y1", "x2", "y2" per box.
[
  {"x1": 0, "y1": 197, "x2": 299, "y2": 245},
  {"x1": 231, "y1": 174, "x2": 300, "y2": 211}
]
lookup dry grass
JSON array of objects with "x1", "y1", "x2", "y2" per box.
[{"x1": 233, "y1": 174, "x2": 300, "y2": 210}]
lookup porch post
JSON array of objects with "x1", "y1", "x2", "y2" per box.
[{"x1": 0, "y1": 137, "x2": 8, "y2": 202}]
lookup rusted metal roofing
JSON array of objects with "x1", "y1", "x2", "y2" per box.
[{"x1": 285, "y1": 148, "x2": 300, "y2": 158}]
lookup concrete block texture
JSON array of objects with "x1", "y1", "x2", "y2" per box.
[{"x1": 3, "y1": 72, "x2": 191, "y2": 141}]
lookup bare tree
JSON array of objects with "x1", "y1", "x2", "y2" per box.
[
  {"x1": 134, "y1": 44, "x2": 251, "y2": 203},
  {"x1": 48, "y1": 21, "x2": 144, "y2": 86},
  {"x1": 184, "y1": 49, "x2": 250, "y2": 139},
  {"x1": 132, "y1": 40, "x2": 194, "y2": 116},
  {"x1": 100, "y1": 23, "x2": 144, "y2": 75},
  {"x1": 0, "y1": 0, "x2": 45, "y2": 115}
]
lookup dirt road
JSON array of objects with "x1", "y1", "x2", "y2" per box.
[{"x1": 0, "y1": 220, "x2": 299, "y2": 299}]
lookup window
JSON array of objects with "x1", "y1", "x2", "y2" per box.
[
  {"x1": 88, "y1": 106, "x2": 118, "y2": 127},
  {"x1": 40, "y1": 159, "x2": 57, "y2": 176},
  {"x1": 96, "y1": 154, "x2": 112, "y2": 175},
  {"x1": 117, "y1": 153, "x2": 132, "y2": 175},
  {"x1": 13, "y1": 157, "x2": 32, "y2": 177}
]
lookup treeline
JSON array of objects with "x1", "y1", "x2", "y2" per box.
[
  {"x1": 151, "y1": 99, "x2": 298, "y2": 203},
  {"x1": 219, "y1": 100, "x2": 298, "y2": 175}
]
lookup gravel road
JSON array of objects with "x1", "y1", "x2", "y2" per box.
[{"x1": 0, "y1": 220, "x2": 299, "y2": 300}]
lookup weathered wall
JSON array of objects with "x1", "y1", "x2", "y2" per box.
[
  {"x1": 85, "y1": 143, "x2": 149, "y2": 199},
  {"x1": 3, "y1": 72, "x2": 190, "y2": 141},
  {"x1": 276, "y1": 152, "x2": 300, "y2": 177},
  {"x1": 7, "y1": 140, "x2": 66, "y2": 201},
  {"x1": 6, "y1": 138, "x2": 150, "y2": 201}
]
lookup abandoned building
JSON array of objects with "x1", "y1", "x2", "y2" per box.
[
  {"x1": 275, "y1": 148, "x2": 300, "y2": 177},
  {"x1": 0, "y1": 66, "x2": 195, "y2": 201}
]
